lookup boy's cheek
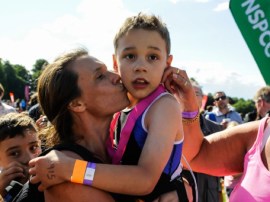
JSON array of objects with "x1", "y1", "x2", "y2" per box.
[{"x1": 36, "y1": 147, "x2": 42, "y2": 156}]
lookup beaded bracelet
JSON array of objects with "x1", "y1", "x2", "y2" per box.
[
  {"x1": 70, "y1": 160, "x2": 87, "y2": 184},
  {"x1": 182, "y1": 110, "x2": 199, "y2": 119}
]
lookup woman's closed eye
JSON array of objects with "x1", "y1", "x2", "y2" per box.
[{"x1": 97, "y1": 73, "x2": 105, "y2": 80}]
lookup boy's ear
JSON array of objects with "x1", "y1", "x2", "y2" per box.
[
  {"x1": 112, "y1": 54, "x2": 119, "y2": 73},
  {"x1": 68, "y1": 99, "x2": 86, "y2": 112},
  {"x1": 166, "y1": 55, "x2": 173, "y2": 66}
]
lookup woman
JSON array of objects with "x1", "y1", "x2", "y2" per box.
[
  {"x1": 24, "y1": 48, "x2": 184, "y2": 202},
  {"x1": 20, "y1": 48, "x2": 130, "y2": 202}
]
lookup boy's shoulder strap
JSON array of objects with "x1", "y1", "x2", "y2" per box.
[{"x1": 107, "y1": 84, "x2": 166, "y2": 164}]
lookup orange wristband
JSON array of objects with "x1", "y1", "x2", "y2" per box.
[{"x1": 70, "y1": 160, "x2": 87, "y2": 184}]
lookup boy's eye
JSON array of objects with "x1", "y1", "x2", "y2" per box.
[
  {"x1": 30, "y1": 145, "x2": 40, "y2": 153},
  {"x1": 148, "y1": 55, "x2": 158, "y2": 60},
  {"x1": 9, "y1": 151, "x2": 20, "y2": 158},
  {"x1": 124, "y1": 54, "x2": 135, "y2": 60}
]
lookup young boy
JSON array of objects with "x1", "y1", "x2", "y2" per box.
[
  {"x1": 29, "y1": 13, "x2": 188, "y2": 201},
  {"x1": 0, "y1": 113, "x2": 41, "y2": 199},
  {"x1": 109, "y1": 12, "x2": 185, "y2": 201}
]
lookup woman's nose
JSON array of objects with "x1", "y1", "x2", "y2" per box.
[{"x1": 110, "y1": 71, "x2": 122, "y2": 84}]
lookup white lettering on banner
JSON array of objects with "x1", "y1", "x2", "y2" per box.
[{"x1": 242, "y1": 0, "x2": 270, "y2": 57}]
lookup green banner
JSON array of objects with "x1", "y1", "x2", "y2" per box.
[{"x1": 230, "y1": 0, "x2": 270, "y2": 85}]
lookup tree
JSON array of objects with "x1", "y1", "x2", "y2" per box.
[
  {"x1": 0, "y1": 59, "x2": 6, "y2": 87},
  {"x1": 14, "y1": 64, "x2": 31, "y2": 83},
  {"x1": 232, "y1": 98, "x2": 255, "y2": 118},
  {"x1": 2, "y1": 61, "x2": 27, "y2": 101},
  {"x1": 31, "y1": 59, "x2": 48, "y2": 82}
]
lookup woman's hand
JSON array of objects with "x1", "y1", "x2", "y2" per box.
[
  {"x1": 29, "y1": 150, "x2": 75, "y2": 191},
  {"x1": 162, "y1": 66, "x2": 198, "y2": 112}
]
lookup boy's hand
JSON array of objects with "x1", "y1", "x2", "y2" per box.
[
  {"x1": 0, "y1": 162, "x2": 25, "y2": 196},
  {"x1": 162, "y1": 66, "x2": 198, "y2": 112},
  {"x1": 29, "y1": 150, "x2": 75, "y2": 191},
  {"x1": 36, "y1": 115, "x2": 48, "y2": 129}
]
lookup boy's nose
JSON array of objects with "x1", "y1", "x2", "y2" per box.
[
  {"x1": 133, "y1": 61, "x2": 147, "y2": 72},
  {"x1": 21, "y1": 151, "x2": 35, "y2": 166}
]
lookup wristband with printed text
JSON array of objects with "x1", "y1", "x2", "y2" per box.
[{"x1": 83, "y1": 162, "x2": 96, "y2": 186}]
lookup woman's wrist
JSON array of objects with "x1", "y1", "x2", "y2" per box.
[
  {"x1": 182, "y1": 111, "x2": 199, "y2": 119},
  {"x1": 70, "y1": 160, "x2": 87, "y2": 184},
  {"x1": 182, "y1": 110, "x2": 200, "y2": 124},
  {"x1": 70, "y1": 160, "x2": 96, "y2": 186}
]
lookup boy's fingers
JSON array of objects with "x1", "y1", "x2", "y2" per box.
[{"x1": 2, "y1": 166, "x2": 24, "y2": 176}]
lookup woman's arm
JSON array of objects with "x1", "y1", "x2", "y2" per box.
[
  {"x1": 45, "y1": 182, "x2": 115, "y2": 202},
  {"x1": 43, "y1": 150, "x2": 115, "y2": 202},
  {"x1": 30, "y1": 95, "x2": 182, "y2": 195},
  {"x1": 161, "y1": 66, "x2": 259, "y2": 176},
  {"x1": 183, "y1": 120, "x2": 259, "y2": 176}
]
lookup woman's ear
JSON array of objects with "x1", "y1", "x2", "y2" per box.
[
  {"x1": 68, "y1": 99, "x2": 86, "y2": 112},
  {"x1": 166, "y1": 55, "x2": 173, "y2": 67},
  {"x1": 112, "y1": 54, "x2": 118, "y2": 73}
]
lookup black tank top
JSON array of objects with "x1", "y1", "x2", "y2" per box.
[{"x1": 14, "y1": 143, "x2": 137, "y2": 202}]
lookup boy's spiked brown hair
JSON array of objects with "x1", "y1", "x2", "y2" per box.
[{"x1": 113, "y1": 12, "x2": 171, "y2": 55}]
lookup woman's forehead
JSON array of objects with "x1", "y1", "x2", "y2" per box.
[{"x1": 74, "y1": 55, "x2": 106, "y2": 72}]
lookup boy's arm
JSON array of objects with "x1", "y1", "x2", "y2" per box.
[
  {"x1": 30, "y1": 95, "x2": 182, "y2": 195},
  {"x1": 44, "y1": 150, "x2": 116, "y2": 202}
]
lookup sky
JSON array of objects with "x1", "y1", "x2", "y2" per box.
[{"x1": 0, "y1": 0, "x2": 266, "y2": 99}]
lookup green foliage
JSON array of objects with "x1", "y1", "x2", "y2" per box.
[
  {"x1": 2, "y1": 61, "x2": 27, "y2": 100},
  {"x1": 232, "y1": 98, "x2": 255, "y2": 118},
  {"x1": 14, "y1": 64, "x2": 31, "y2": 83},
  {"x1": 0, "y1": 58, "x2": 48, "y2": 102},
  {"x1": 0, "y1": 60, "x2": 6, "y2": 90},
  {"x1": 31, "y1": 59, "x2": 48, "y2": 81}
]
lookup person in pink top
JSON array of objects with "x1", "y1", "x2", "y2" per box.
[
  {"x1": 230, "y1": 116, "x2": 270, "y2": 201},
  {"x1": 161, "y1": 66, "x2": 270, "y2": 202}
]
